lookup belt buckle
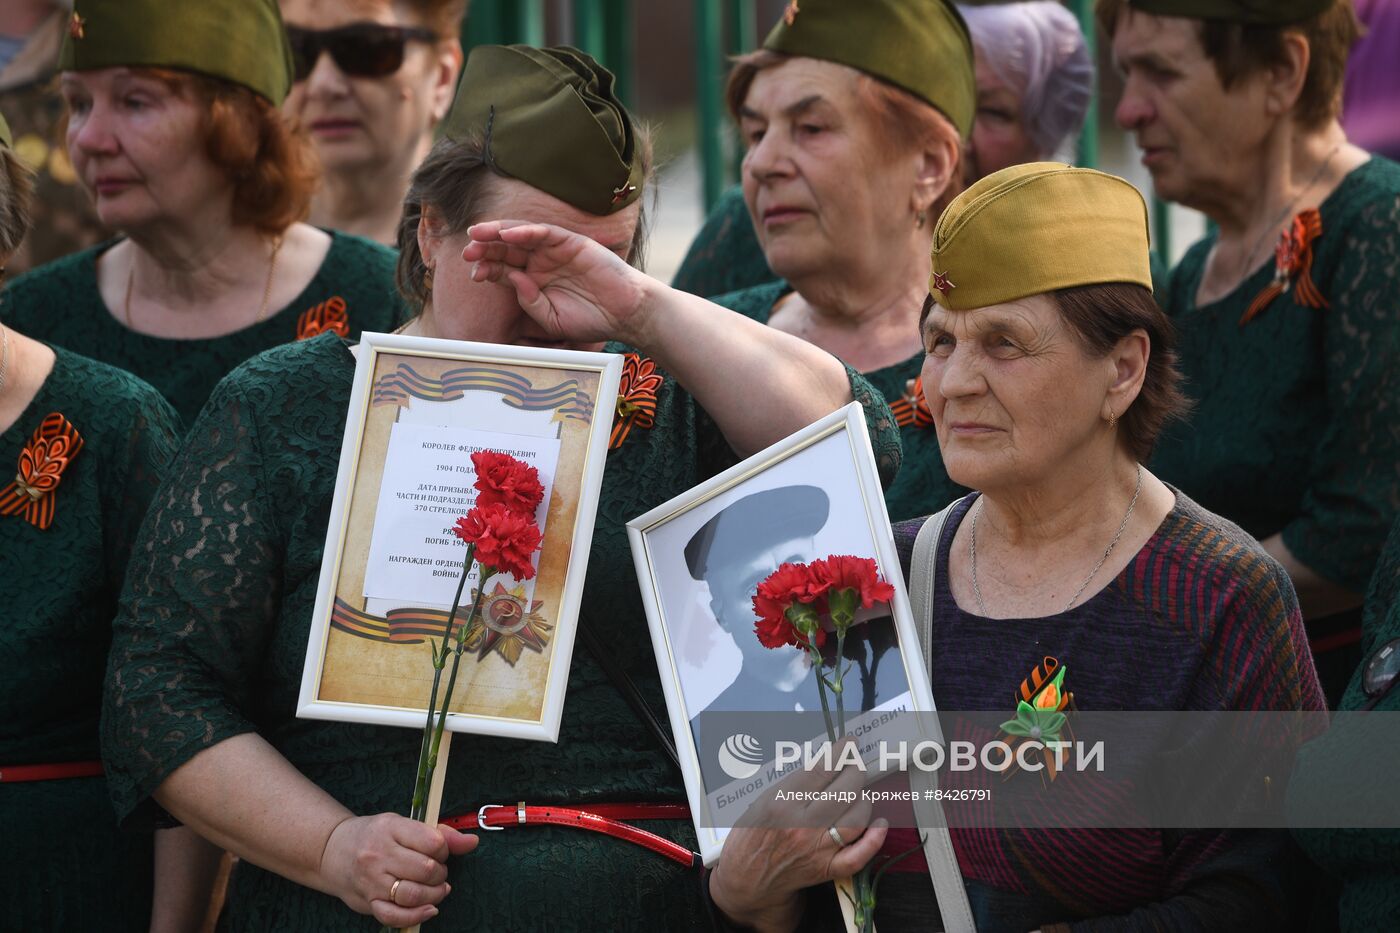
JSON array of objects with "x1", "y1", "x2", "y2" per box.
[{"x1": 477, "y1": 803, "x2": 505, "y2": 831}]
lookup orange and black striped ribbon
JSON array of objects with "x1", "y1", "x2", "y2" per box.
[
  {"x1": 0, "y1": 413, "x2": 84, "y2": 530},
  {"x1": 331, "y1": 597, "x2": 469, "y2": 644},
  {"x1": 889, "y1": 377, "x2": 934, "y2": 429},
  {"x1": 297, "y1": 296, "x2": 350, "y2": 340},
  {"x1": 609, "y1": 353, "x2": 663, "y2": 449},
  {"x1": 1003, "y1": 655, "x2": 1075, "y2": 782},
  {"x1": 1241, "y1": 209, "x2": 1328, "y2": 326},
  {"x1": 372, "y1": 363, "x2": 594, "y2": 422}
]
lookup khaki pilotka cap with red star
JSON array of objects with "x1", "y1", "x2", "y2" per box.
[
  {"x1": 57, "y1": 0, "x2": 293, "y2": 105},
  {"x1": 761, "y1": 0, "x2": 976, "y2": 138},
  {"x1": 442, "y1": 45, "x2": 644, "y2": 217},
  {"x1": 928, "y1": 163, "x2": 1154, "y2": 311}
]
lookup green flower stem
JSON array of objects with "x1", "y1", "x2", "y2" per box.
[
  {"x1": 420, "y1": 563, "x2": 498, "y2": 814},
  {"x1": 409, "y1": 543, "x2": 474, "y2": 821}
]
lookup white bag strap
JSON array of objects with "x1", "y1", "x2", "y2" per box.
[{"x1": 907, "y1": 499, "x2": 977, "y2": 933}]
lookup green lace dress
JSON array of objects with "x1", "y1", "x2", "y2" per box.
[
  {"x1": 715, "y1": 281, "x2": 965, "y2": 522},
  {"x1": 1291, "y1": 516, "x2": 1400, "y2": 932},
  {"x1": 1150, "y1": 157, "x2": 1400, "y2": 702},
  {"x1": 102, "y1": 332, "x2": 900, "y2": 932},
  {"x1": 0, "y1": 232, "x2": 407, "y2": 424},
  {"x1": 0, "y1": 347, "x2": 180, "y2": 931}
]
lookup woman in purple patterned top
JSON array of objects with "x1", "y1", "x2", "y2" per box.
[{"x1": 706, "y1": 164, "x2": 1325, "y2": 932}]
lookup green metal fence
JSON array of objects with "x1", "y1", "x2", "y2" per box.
[{"x1": 461, "y1": 0, "x2": 1175, "y2": 264}]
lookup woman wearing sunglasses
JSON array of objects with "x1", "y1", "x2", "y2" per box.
[
  {"x1": 280, "y1": 1, "x2": 464, "y2": 246},
  {"x1": 101, "y1": 44, "x2": 900, "y2": 931},
  {"x1": 0, "y1": 0, "x2": 405, "y2": 426}
]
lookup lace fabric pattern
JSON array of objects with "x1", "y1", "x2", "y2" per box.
[
  {"x1": 1152, "y1": 157, "x2": 1400, "y2": 594},
  {"x1": 102, "y1": 332, "x2": 901, "y2": 931},
  {"x1": 0, "y1": 346, "x2": 180, "y2": 931},
  {"x1": 0, "y1": 232, "x2": 408, "y2": 425}
]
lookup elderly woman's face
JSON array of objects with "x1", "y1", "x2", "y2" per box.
[
  {"x1": 60, "y1": 69, "x2": 232, "y2": 232},
  {"x1": 967, "y1": 57, "x2": 1040, "y2": 182},
  {"x1": 420, "y1": 176, "x2": 638, "y2": 351},
  {"x1": 281, "y1": 0, "x2": 455, "y2": 175},
  {"x1": 1109, "y1": 11, "x2": 1276, "y2": 205},
  {"x1": 920, "y1": 294, "x2": 1118, "y2": 491},
  {"x1": 737, "y1": 57, "x2": 921, "y2": 283}
]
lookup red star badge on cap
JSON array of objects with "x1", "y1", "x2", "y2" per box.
[
  {"x1": 784, "y1": 0, "x2": 800, "y2": 25},
  {"x1": 611, "y1": 183, "x2": 637, "y2": 205},
  {"x1": 932, "y1": 271, "x2": 955, "y2": 294},
  {"x1": 69, "y1": 12, "x2": 86, "y2": 39}
]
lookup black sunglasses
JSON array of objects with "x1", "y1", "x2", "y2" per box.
[{"x1": 286, "y1": 22, "x2": 438, "y2": 82}]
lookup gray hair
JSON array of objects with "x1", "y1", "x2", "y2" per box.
[{"x1": 958, "y1": 2, "x2": 1094, "y2": 160}]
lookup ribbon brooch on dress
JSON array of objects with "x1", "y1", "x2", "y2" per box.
[
  {"x1": 0, "y1": 413, "x2": 84, "y2": 530},
  {"x1": 296, "y1": 296, "x2": 350, "y2": 340},
  {"x1": 1241, "y1": 208, "x2": 1328, "y2": 326},
  {"x1": 891, "y1": 376, "x2": 934, "y2": 430},
  {"x1": 608, "y1": 353, "x2": 663, "y2": 450}
]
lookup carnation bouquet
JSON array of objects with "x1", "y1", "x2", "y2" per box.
[
  {"x1": 405, "y1": 451, "x2": 545, "y2": 822},
  {"x1": 753, "y1": 555, "x2": 912, "y2": 932}
]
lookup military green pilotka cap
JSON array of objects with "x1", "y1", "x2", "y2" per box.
[
  {"x1": 443, "y1": 45, "x2": 643, "y2": 216},
  {"x1": 1129, "y1": 0, "x2": 1334, "y2": 25},
  {"x1": 928, "y1": 163, "x2": 1153, "y2": 311},
  {"x1": 761, "y1": 0, "x2": 976, "y2": 137},
  {"x1": 58, "y1": 0, "x2": 294, "y2": 105}
]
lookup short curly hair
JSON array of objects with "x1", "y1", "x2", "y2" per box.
[{"x1": 88, "y1": 69, "x2": 321, "y2": 235}]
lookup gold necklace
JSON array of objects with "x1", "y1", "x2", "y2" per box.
[
  {"x1": 970, "y1": 464, "x2": 1144, "y2": 617},
  {"x1": 123, "y1": 235, "x2": 286, "y2": 330}
]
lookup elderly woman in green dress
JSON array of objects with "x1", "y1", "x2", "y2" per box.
[
  {"x1": 708, "y1": 163, "x2": 1325, "y2": 933},
  {"x1": 0, "y1": 111, "x2": 199, "y2": 931},
  {"x1": 682, "y1": 0, "x2": 974, "y2": 524},
  {"x1": 0, "y1": 0, "x2": 404, "y2": 424},
  {"x1": 102, "y1": 45, "x2": 900, "y2": 932},
  {"x1": 1098, "y1": 0, "x2": 1400, "y2": 703}
]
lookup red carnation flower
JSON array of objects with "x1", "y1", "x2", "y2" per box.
[
  {"x1": 752, "y1": 562, "x2": 826, "y2": 650},
  {"x1": 471, "y1": 450, "x2": 545, "y2": 515},
  {"x1": 452, "y1": 503, "x2": 542, "y2": 581},
  {"x1": 810, "y1": 555, "x2": 894, "y2": 608}
]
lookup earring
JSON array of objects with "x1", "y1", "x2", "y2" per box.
[
  {"x1": 424, "y1": 266, "x2": 435, "y2": 291},
  {"x1": 916, "y1": 209, "x2": 928, "y2": 229},
  {"x1": 1107, "y1": 409, "x2": 1118, "y2": 429}
]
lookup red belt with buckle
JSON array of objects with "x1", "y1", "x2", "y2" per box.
[
  {"x1": 0, "y1": 760, "x2": 104, "y2": 783},
  {"x1": 444, "y1": 802, "x2": 699, "y2": 868}
]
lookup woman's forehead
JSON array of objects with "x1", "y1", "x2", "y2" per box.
[
  {"x1": 743, "y1": 57, "x2": 864, "y2": 114},
  {"x1": 924, "y1": 295, "x2": 1057, "y2": 331}
]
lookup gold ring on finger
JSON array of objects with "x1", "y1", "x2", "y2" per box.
[{"x1": 390, "y1": 878, "x2": 405, "y2": 905}]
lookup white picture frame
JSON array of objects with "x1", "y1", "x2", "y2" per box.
[
  {"x1": 628, "y1": 402, "x2": 938, "y2": 865},
  {"x1": 297, "y1": 331, "x2": 621, "y2": 743}
]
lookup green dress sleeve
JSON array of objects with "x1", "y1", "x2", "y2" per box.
[
  {"x1": 103, "y1": 375, "x2": 283, "y2": 826},
  {"x1": 1280, "y1": 189, "x2": 1400, "y2": 590}
]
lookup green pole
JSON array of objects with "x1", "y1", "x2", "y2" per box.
[
  {"x1": 696, "y1": 0, "x2": 726, "y2": 210},
  {"x1": 462, "y1": 0, "x2": 506, "y2": 51},
  {"x1": 726, "y1": 0, "x2": 757, "y2": 184},
  {"x1": 1071, "y1": 0, "x2": 1098, "y2": 168},
  {"x1": 574, "y1": 0, "x2": 607, "y2": 58},
  {"x1": 511, "y1": 0, "x2": 546, "y2": 46},
  {"x1": 1153, "y1": 198, "x2": 1173, "y2": 265}
]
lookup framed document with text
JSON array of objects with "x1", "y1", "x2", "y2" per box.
[
  {"x1": 628, "y1": 403, "x2": 938, "y2": 864},
  {"x1": 297, "y1": 332, "x2": 621, "y2": 742}
]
